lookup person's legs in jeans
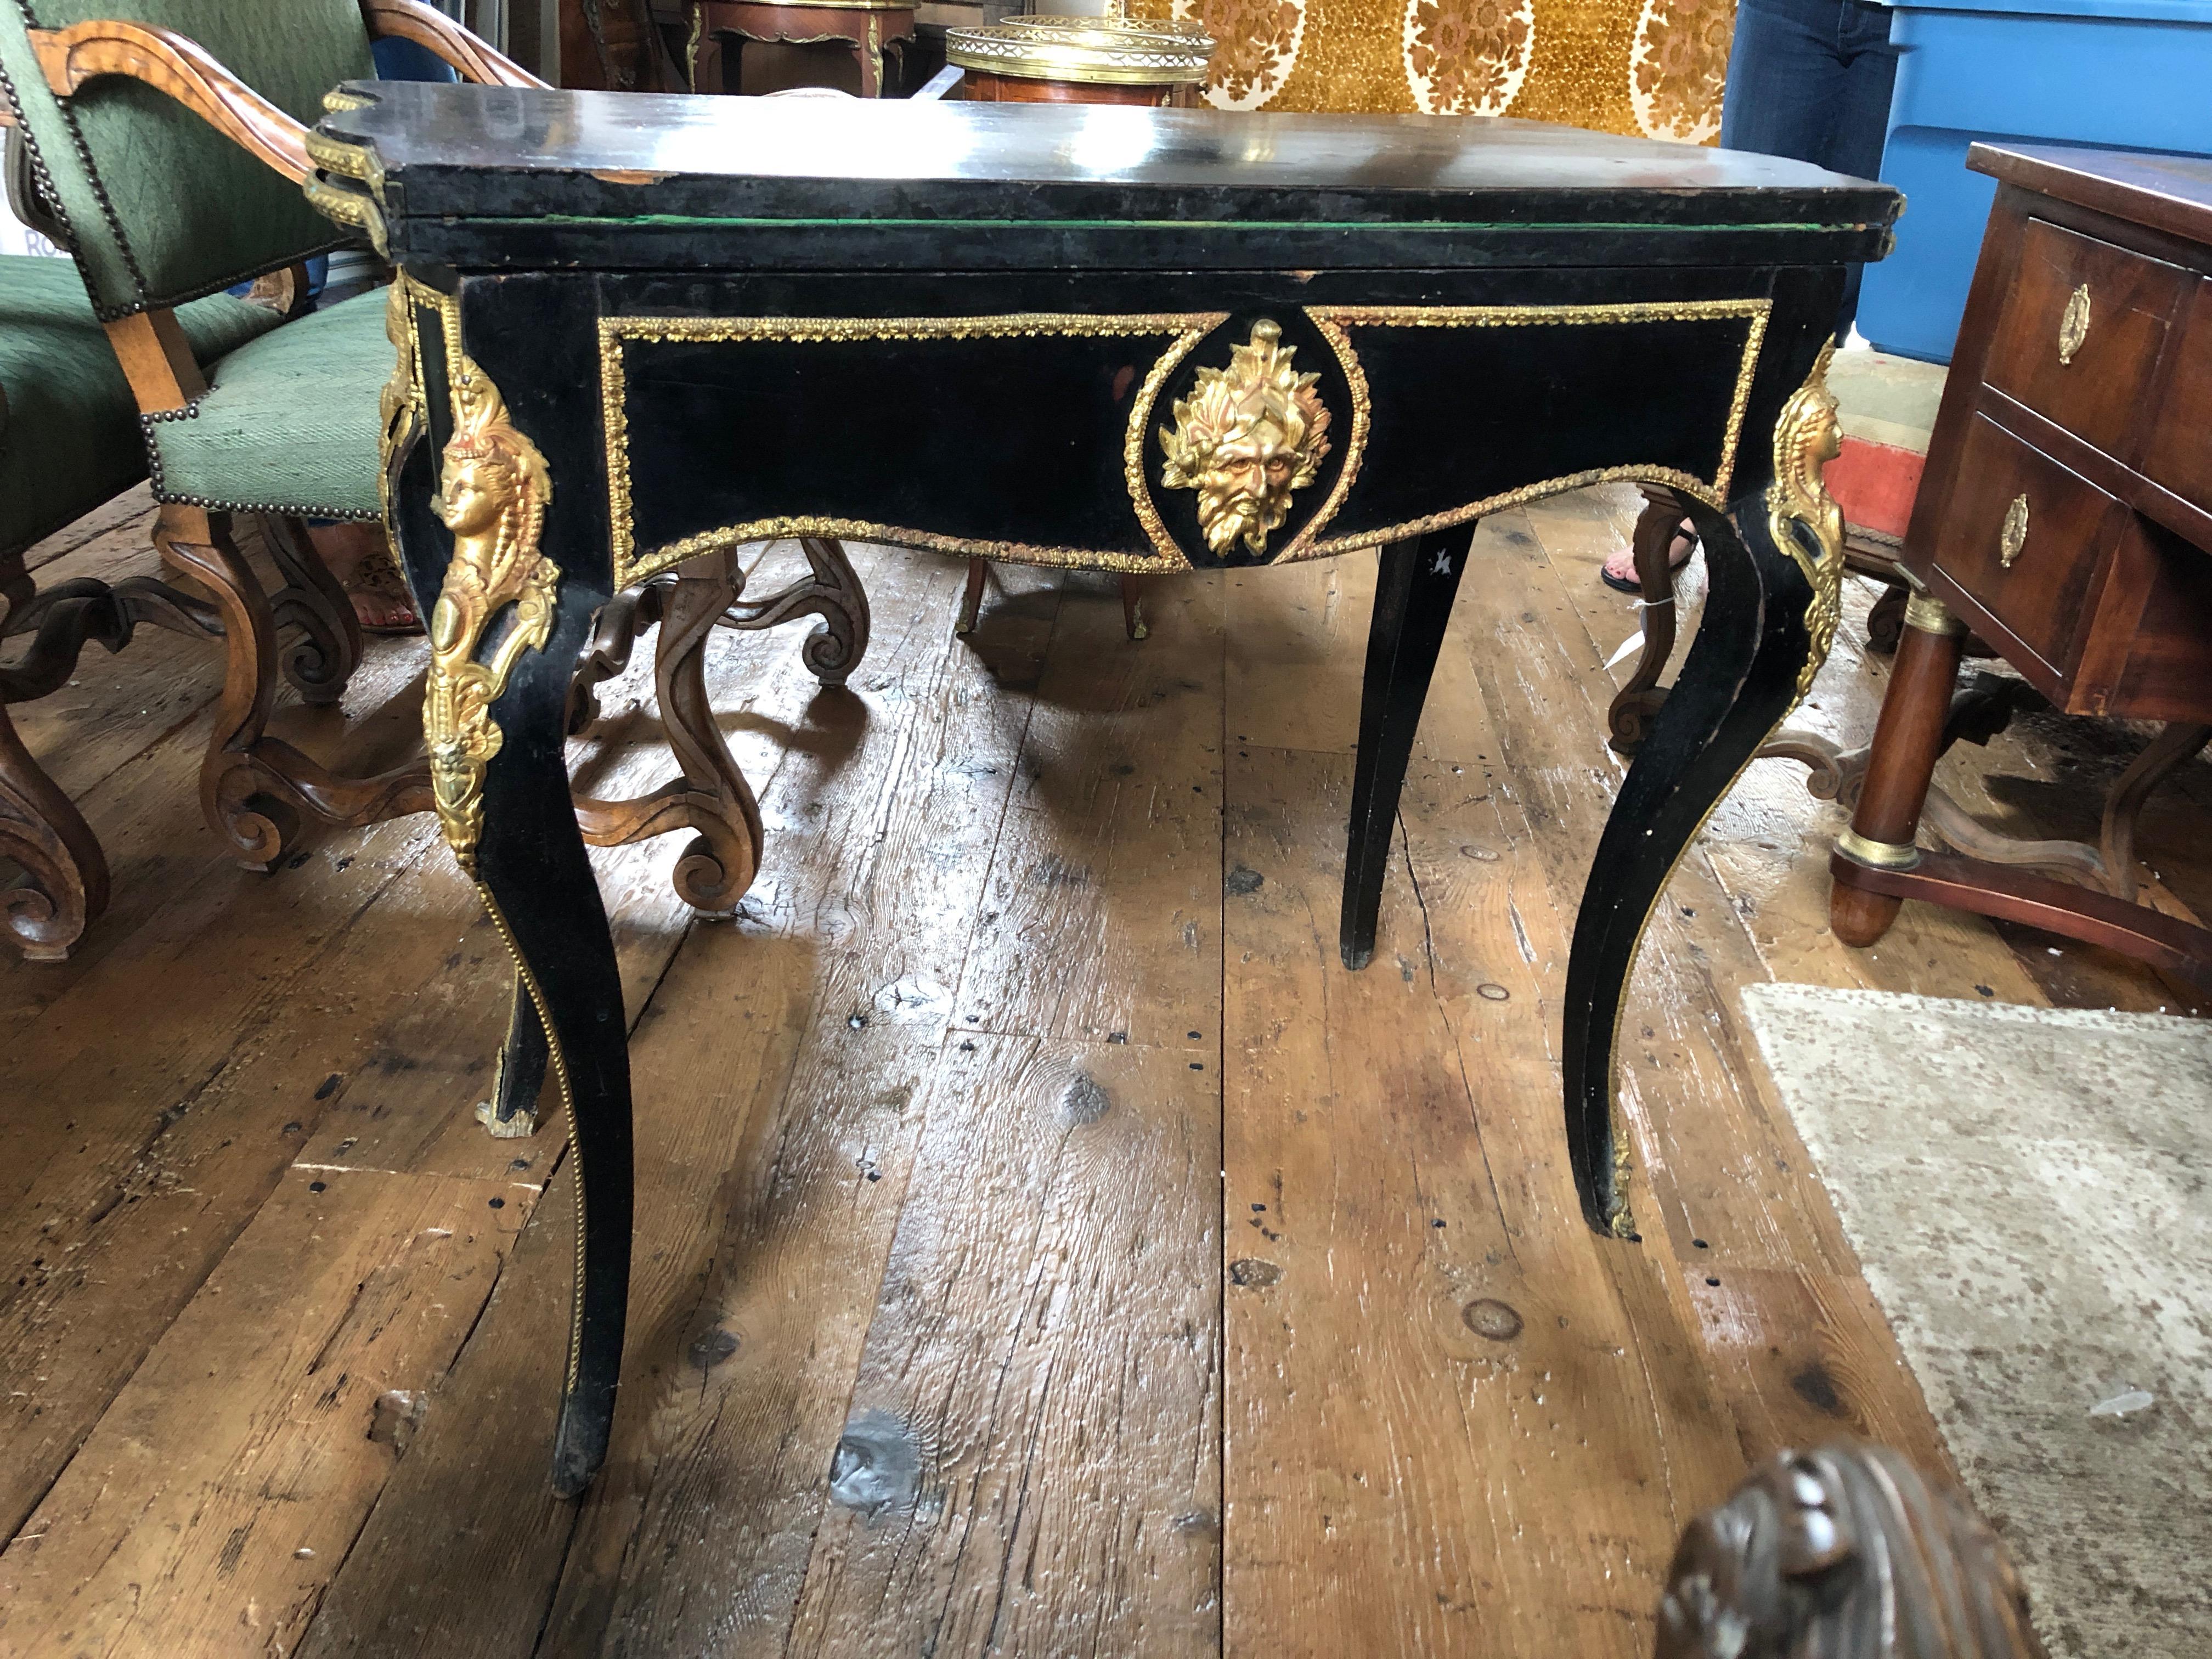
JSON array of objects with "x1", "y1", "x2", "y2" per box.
[
  {"x1": 1604, "y1": 0, "x2": 1895, "y2": 589},
  {"x1": 1722, "y1": 0, "x2": 1898, "y2": 335}
]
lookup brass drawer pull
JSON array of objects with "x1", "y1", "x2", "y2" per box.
[
  {"x1": 2058, "y1": 283, "x2": 2092, "y2": 364},
  {"x1": 1999, "y1": 493, "x2": 2030, "y2": 567}
]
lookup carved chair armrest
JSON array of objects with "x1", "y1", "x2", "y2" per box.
[
  {"x1": 358, "y1": 0, "x2": 549, "y2": 88},
  {"x1": 25, "y1": 19, "x2": 309, "y2": 182}
]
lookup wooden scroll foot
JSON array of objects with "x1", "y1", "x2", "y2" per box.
[
  {"x1": 1340, "y1": 524, "x2": 1476, "y2": 970},
  {"x1": 1, "y1": 572, "x2": 218, "y2": 960},
  {"x1": 1658, "y1": 1438, "x2": 2042, "y2": 1658},
  {"x1": 264, "y1": 515, "x2": 364, "y2": 708},
  {"x1": 718, "y1": 535, "x2": 869, "y2": 686},
  {"x1": 0, "y1": 699, "x2": 107, "y2": 961},
  {"x1": 157, "y1": 507, "x2": 431, "y2": 868},
  {"x1": 1606, "y1": 490, "x2": 1692, "y2": 757},
  {"x1": 1565, "y1": 498, "x2": 1812, "y2": 1238},
  {"x1": 1864, "y1": 578, "x2": 1909, "y2": 656}
]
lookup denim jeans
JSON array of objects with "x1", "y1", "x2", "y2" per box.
[{"x1": 1720, "y1": 0, "x2": 1899, "y2": 334}]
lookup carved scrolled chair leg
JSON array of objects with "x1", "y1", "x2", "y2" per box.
[
  {"x1": 0, "y1": 571, "x2": 226, "y2": 961},
  {"x1": 0, "y1": 699, "x2": 106, "y2": 961},
  {"x1": 155, "y1": 505, "x2": 432, "y2": 868},
  {"x1": 264, "y1": 514, "x2": 364, "y2": 707},
  {"x1": 566, "y1": 578, "x2": 668, "y2": 735},
  {"x1": 1606, "y1": 489, "x2": 1691, "y2": 757},
  {"x1": 575, "y1": 546, "x2": 764, "y2": 913},
  {"x1": 1657, "y1": 1439, "x2": 2042, "y2": 1658},
  {"x1": 717, "y1": 534, "x2": 870, "y2": 686}
]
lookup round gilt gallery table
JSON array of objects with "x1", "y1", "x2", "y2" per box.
[{"x1": 687, "y1": 0, "x2": 916, "y2": 98}]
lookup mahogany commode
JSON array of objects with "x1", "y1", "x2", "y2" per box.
[
  {"x1": 305, "y1": 86, "x2": 1897, "y2": 1493},
  {"x1": 1831, "y1": 143, "x2": 2212, "y2": 988}
]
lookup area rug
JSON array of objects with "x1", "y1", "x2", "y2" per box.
[{"x1": 1740, "y1": 983, "x2": 2212, "y2": 1659}]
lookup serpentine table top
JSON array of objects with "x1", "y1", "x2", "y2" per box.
[{"x1": 307, "y1": 83, "x2": 1899, "y2": 1494}]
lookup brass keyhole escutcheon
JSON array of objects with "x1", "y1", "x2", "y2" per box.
[
  {"x1": 2058, "y1": 284, "x2": 2092, "y2": 365},
  {"x1": 1999, "y1": 493, "x2": 2030, "y2": 568}
]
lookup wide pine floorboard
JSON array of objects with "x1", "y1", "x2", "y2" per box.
[{"x1": 2, "y1": 484, "x2": 2203, "y2": 1657}]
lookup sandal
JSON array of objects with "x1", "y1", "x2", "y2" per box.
[
  {"x1": 1601, "y1": 520, "x2": 1698, "y2": 595},
  {"x1": 350, "y1": 543, "x2": 424, "y2": 636}
]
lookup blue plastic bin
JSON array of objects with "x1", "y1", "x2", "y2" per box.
[{"x1": 1858, "y1": 0, "x2": 2212, "y2": 363}]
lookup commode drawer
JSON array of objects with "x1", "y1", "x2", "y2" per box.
[
  {"x1": 1984, "y1": 219, "x2": 2185, "y2": 463},
  {"x1": 1928, "y1": 414, "x2": 2125, "y2": 680}
]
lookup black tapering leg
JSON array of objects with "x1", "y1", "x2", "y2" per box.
[
  {"x1": 1340, "y1": 524, "x2": 1476, "y2": 969},
  {"x1": 469, "y1": 592, "x2": 633, "y2": 1498},
  {"x1": 386, "y1": 286, "x2": 633, "y2": 1497},
  {"x1": 1561, "y1": 499, "x2": 1813, "y2": 1238}
]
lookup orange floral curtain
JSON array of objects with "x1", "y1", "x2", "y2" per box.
[{"x1": 1132, "y1": 0, "x2": 1735, "y2": 140}]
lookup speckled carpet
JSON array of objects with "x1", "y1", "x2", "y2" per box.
[{"x1": 1741, "y1": 984, "x2": 2212, "y2": 1659}]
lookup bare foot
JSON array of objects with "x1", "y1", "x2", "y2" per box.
[{"x1": 306, "y1": 521, "x2": 422, "y2": 634}]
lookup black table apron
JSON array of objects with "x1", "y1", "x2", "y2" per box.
[{"x1": 307, "y1": 85, "x2": 1898, "y2": 1494}]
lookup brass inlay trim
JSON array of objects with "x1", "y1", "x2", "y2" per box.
[
  {"x1": 1837, "y1": 827, "x2": 1922, "y2": 870},
  {"x1": 303, "y1": 175, "x2": 387, "y2": 258},
  {"x1": 603, "y1": 298, "x2": 1768, "y2": 586},
  {"x1": 304, "y1": 127, "x2": 381, "y2": 189},
  {"x1": 321, "y1": 85, "x2": 375, "y2": 112},
  {"x1": 1903, "y1": 591, "x2": 1965, "y2": 637},
  {"x1": 2058, "y1": 284, "x2": 2091, "y2": 366},
  {"x1": 1766, "y1": 342, "x2": 1846, "y2": 704},
  {"x1": 601, "y1": 311, "x2": 1229, "y2": 589},
  {"x1": 1999, "y1": 493, "x2": 2029, "y2": 569},
  {"x1": 1295, "y1": 298, "x2": 1770, "y2": 557},
  {"x1": 475, "y1": 882, "x2": 583, "y2": 1386}
]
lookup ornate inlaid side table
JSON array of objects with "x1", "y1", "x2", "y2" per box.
[
  {"x1": 306, "y1": 86, "x2": 1897, "y2": 1494},
  {"x1": 687, "y1": 0, "x2": 915, "y2": 97}
]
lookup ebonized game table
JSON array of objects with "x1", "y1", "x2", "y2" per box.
[{"x1": 305, "y1": 86, "x2": 1898, "y2": 1494}]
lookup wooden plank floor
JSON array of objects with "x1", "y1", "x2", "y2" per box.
[{"x1": 2, "y1": 485, "x2": 2204, "y2": 1657}]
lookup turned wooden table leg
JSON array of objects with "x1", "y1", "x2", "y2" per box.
[{"x1": 1830, "y1": 590, "x2": 1967, "y2": 947}]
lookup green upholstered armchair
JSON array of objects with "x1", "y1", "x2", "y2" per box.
[
  {"x1": 0, "y1": 127, "x2": 289, "y2": 957},
  {"x1": 0, "y1": 0, "x2": 558, "y2": 890},
  {"x1": 0, "y1": 0, "x2": 836, "y2": 972}
]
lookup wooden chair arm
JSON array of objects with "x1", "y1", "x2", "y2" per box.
[
  {"x1": 358, "y1": 0, "x2": 549, "y2": 88},
  {"x1": 26, "y1": 19, "x2": 309, "y2": 183}
]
